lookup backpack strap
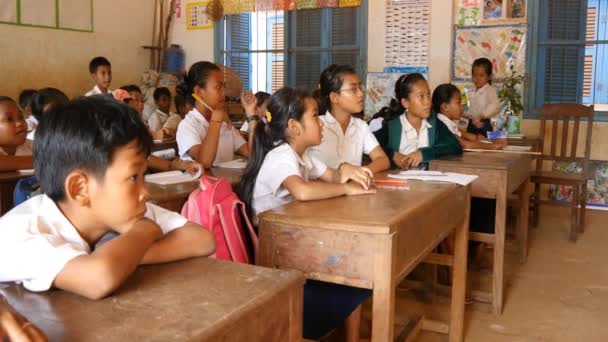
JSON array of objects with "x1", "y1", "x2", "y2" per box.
[{"x1": 236, "y1": 201, "x2": 259, "y2": 262}]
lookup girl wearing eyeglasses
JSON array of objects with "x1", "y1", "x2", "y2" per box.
[{"x1": 310, "y1": 64, "x2": 390, "y2": 175}]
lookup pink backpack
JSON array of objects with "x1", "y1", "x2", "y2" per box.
[{"x1": 181, "y1": 176, "x2": 258, "y2": 264}]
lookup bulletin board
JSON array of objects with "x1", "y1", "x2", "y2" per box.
[
  {"x1": 186, "y1": 1, "x2": 213, "y2": 30},
  {"x1": 453, "y1": 0, "x2": 527, "y2": 27},
  {"x1": 452, "y1": 25, "x2": 526, "y2": 81},
  {"x1": 0, "y1": 0, "x2": 93, "y2": 32},
  {"x1": 364, "y1": 67, "x2": 430, "y2": 119}
]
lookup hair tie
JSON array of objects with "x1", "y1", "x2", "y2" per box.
[{"x1": 265, "y1": 111, "x2": 272, "y2": 123}]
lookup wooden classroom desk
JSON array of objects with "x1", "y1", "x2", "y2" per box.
[
  {"x1": 147, "y1": 167, "x2": 244, "y2": 212},
  {"x1": 0, "y1": 170, "x2": 34, "y2": 215},
  {"x1": 429, "y1": 152, "x2": 532, "y2": 315},
  {"x1": 1, "y1": 258, "x2": 304, "y2": 342},
  {"x1": 152, "y1": 138, "x2": 178, "y2": 152},
  {"x1": 507, "y1": 136, "x2": 542, "y2": 152},
  {"x1": 257, "y1": 176, "x2": 471, "y2": 342}
]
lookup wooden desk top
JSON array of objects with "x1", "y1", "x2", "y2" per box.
[
  {"x1": 430, "y1": 152, "x2": 532, "y2": 170},
  {"x1": 0, "y1": 258, "x2": 303, "y2": 341},
  {"x1": 152, "y1": 139, "x2": 177, "y2": 152},
  {"x1": 0, "y1": 170, "x2": 35, "y2": 183},
  {"x1": 147, "y1": 167, "x2": 244, "y2": 205},
  {"x1": 259, "y1": 179, "x2": 462, "y2": 235}
]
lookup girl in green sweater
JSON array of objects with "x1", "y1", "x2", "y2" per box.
[{"x1": 373, "y1": 73, "x2": 462, "y2": 169}]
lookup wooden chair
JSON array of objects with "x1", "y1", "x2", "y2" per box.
[{"x1": 531, "y1": 103, "x2": 594, "y2": 242}]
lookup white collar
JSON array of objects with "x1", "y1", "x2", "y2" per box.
[
  {"x1": 474, "y1": 83, "x2": 492, "y2": 94},
  {"x1": 401, "y1": 113, "x2": 431, "y2": 133}
]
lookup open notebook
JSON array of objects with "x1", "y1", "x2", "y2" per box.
[
  {"x1": 144, "y1": 169, "x2": 202, "y2": 186},
  {"x1": 388, "y1": 170, "x2": 478, "y2": 186},
  {"x1": 214, "y1": 159, "x2": 248, "y2": 169}
]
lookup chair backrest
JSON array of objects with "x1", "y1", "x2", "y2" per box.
[{"x1": 537, "y1": 103, "x2": 594, "y2": 174}]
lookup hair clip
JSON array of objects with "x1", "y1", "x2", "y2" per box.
[{"x1": 265, "y1": 111, "x2": 272, "y2": 123}]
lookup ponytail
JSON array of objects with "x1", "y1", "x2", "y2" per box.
[
  {"x1": 237, "y1": 87, "x2": 312, "y2": 222},
  {"x1": 177, "y1": 61, "x2": 220, "y2": 103}
]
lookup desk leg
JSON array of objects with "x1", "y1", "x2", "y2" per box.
[
  {"x1": 449, "y1": 186, "x2": 470, "y2": 342},
  {"x1": 517, "y1": 177, "x2": 531, "y2": 264},
  {"x1": 371, "y1": 234, "x2": 396, "y2": 342},
  {"x1": 493, "y1": 179, "x2": 507, "y2": 315}
]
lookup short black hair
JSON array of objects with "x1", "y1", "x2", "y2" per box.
[
  {"x1": 34, "y1": 96, "x2": 153, "y2": 202},
  {"x1": 18, "y1": 89, "x2": 37, "y2": 109},
  {"x1": 432, "y1": 84, "x2": 461, "y2": 114},
  {"x1": 153, "y1": 87, "x2": 171, "y2": 102},
  {"x1": 30, "y1": 88, "x2": 69, "y2": 121},
  {"x1": 174, "y1": 92, "x2": 193, "y2": 111},
  {"x1": 472, "y1": 58, "x2": 493, "y2": 77},
  {"x1": 0, "y1": 96, "x2": 16, "y2": 105},
  {"x1": 89, "y1": 56, "x2": 111, "y2": 74},
  {"x1": 120, "y1": 84, "x2": 142, "y2": 94}
]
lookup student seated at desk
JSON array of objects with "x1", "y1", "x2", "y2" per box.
[
  {"x1": 0, "y1": 96, "x2": 215, "y2": 300},
  {"x1": 432, "y1": 84, "x2": 506, "y2": 150},
  {"x1": 176, "y1": 61, "x2": 249, "y2": 169},
  {"x1": 373, "y1": 73, "x2": 462, "y2": 170},
  {"x1": 148, "y1": 87, "x2": 179, "y2": 135},
  {"x1": 19, "y1": 89, "x2": 37, "y2": 140},
  {"x1": 114, "y1": 88, "x2": 200, "y2": 175},
  {"x1": 310, "y1": 64, "x2": 390, "y2": 174},
  {"x1": 27, "y1": 88, "x2": 70, "y2": 141},
  {"x1": 0, "y1": 96, "x2": 33, "y2": 171},
  {"x1": 85, "y1": 56, "x2": 113, "y2": 97},
  {"x1": 238, "y1": 87, "x2": 374, "y2": 341}
]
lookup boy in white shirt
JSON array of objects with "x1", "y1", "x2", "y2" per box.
[
  {"x1": 85, "y1": 56, "x2": 113, "y2": 97},
  {"x1": 0, "y1": 96, "x2": 215, "y2": 299},
  {"x1": 465, "y1": 58, "x2": 501, "y2": 136},
  {"x1": 148, "y1": 87, "x2": 176, "y2": 132}
]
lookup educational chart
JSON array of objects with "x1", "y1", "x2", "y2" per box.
[
  {"x1": 364, "y1": 67, "x2": 429, "y2": 119},
  {"x1": 385, "y1": 0, "x2": 430, "y2": 68},
  {"x1": 186, "y1": 1, "x2": 213, "y2": 30},
  {"x1": 452, "y1": 25, "x2": 526, "y2": 81},
  {"x1": 454, "y1": 0, "x2": 481, "y2": 26},
  {"x1": 548, "y1": 161, "x2": 608, "y2": 209}
]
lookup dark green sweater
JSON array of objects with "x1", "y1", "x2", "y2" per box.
[{"x1": 373, "y1": 112, "x2": 462, "y2": 167}]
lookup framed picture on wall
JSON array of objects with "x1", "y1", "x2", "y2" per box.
[{"x1": 480, "y1": 0, "x2": 526, "y2": 25}]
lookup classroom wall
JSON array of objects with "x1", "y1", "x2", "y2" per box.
[
  {"x1": 170, "y1": 9, "x2": 214, "y2": 68},
  {"x1": 0, "y1": 1, "x2": 155, "y2": 100}
]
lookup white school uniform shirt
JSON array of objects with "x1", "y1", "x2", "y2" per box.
[
  {"x1": 176, "y1": 107, "x2": 246, "y2": 163},
  {"x1": 0, "y1": 141, "x2": 33, "y2": 156},
  {"x1": 437, "y1": 113, "x2": 462, "y2": 137},
  {"x1": 85, "y1": 85, "x2": 113, "y2": 97},
  {"x1": 465, "y1": 84, "x2": 501, "y2": 120},
  {"x1": 0, "y1": 194, "x2": 187, "y2": 292},
  {"x1": 310, "y1": 111, "x2": 380, "y2": 169},
  {"x1": 26, "y1": 116, "x2": 38, "y2": 140},
  {"x1": 148, "y1": 109, "x2": 170, "y2": 131},
  {"x1": 252, "y1": 143, "x2": 327, "y2": 220},
  {"x1": 163, "y1": 114, "x2": 183, "y2": 131},
  {"x1": 398, "y1": 114, "x2": 431, "y2": 155}
]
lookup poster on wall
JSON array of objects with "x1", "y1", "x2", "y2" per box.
[
  {"x1": 364, "y1": 67, "x2": 429, "y2": 119},
  {"x1": 452, "y1": 25, "x2": 526, "y2": 81},
  {"x1": 548, "y1": 161, "x2": 608, "y2": 210},
  {"x1": 454, "y1": 0, "x2": 481, "y2": 26},
  {"x1": 385, "y1": 0, "x2": 430, "y2": 68},
  {"x1": 186, "y1": 1, "x2": 213, "y2": 30}
]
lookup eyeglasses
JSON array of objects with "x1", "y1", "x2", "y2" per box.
[{"x1": 338, "y1": 84, "x2": 366, "y2": 94}]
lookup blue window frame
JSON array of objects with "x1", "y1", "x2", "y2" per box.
[
  {"x1": 526, "y1": 0, "x2": 608, "y2": 120},
  {"x1": 214, "y1": 2, "x2": 368, "y2": 94}
]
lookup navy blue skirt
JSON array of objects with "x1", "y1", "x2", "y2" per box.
[{"x1": 303, "y1": 280, "x2": 371, "y2": 339}]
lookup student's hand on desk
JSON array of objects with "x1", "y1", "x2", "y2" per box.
[
  {"x1": 404, "y1": 151, "x2": 423, "y2": 167},
  {"x1": 338, "y1": 163, "x2": 373, "y2": 190},
  {"x1": 344, "y1": 181, "x2": 376, "y2": 196},
  {"x1": 240, "y1": 91, "x2": 257, "y2": 117},
  {"x1": 114, "y1": 218, "x2": 163, "y2": 241},
  {"x1": 393, "y1": 152, "x2": 409, "y2": 170},
  {"x1": 0, "y1": 299, "x2": 47, "y2": 342},
  {"x1": 161, "y1": 128, "x2": 176, "y2": 138},
  {"x1": 171, "y1": 159, "x2": 202, "y2": 176}
]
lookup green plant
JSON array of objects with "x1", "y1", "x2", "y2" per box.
[{"x1": 498, "y1": 64, "x2": 525, "y2": 115}]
